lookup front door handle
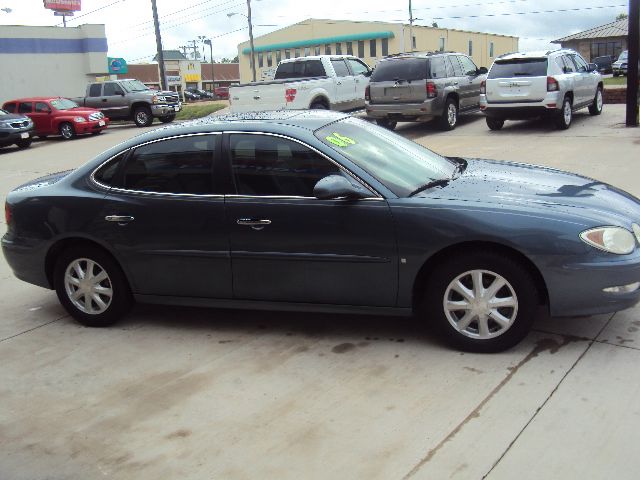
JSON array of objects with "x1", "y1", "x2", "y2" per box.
[
  {"x1": 237, "y1": 218, "x2": 271, "y2": 230},
  {"x1": 105, "y1": 215, "x2": 134, "y2": 224}
]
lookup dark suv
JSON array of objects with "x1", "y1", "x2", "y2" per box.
[{"x1": 365, "y1": 52, "x2": 487, "y2": 130}]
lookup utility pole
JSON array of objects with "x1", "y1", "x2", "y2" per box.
[
  {"x1": 626, "y1": 0, "x2": 639, "y2": 126},
  {"x1": 247, "y1": 0, "x2": 257, "y2": 82},
  {"x1": 409, "y1": 0, "x2": 413, "y2": 52},
  {"x1": 179, "y1": 45, "x2": 188, "y2": 57},
  {"x1": 188, "y1": 40, "x2": 199, "y2": 60},
  {"x1": 151, "y1": 0, "x2": 167, "y2": 91}
]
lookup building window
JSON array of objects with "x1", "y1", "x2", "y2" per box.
[
  {"x1": 412, "y1": 36, "x2": 416, "y2": 50},
  {"x1": 381, "y1": 38, "x2": 388, "y2": 56},
  {"x1": 285, "y1": 49, "x2": 291, "y2": 59},
  {"x1": 315, "y1": 45, "x2": 321, "y2": 55},
  {"x1": 267, "y1": 51, "x2": 272, "y2": 67},
  {"x1": 591, "y1": 41, "x2": 623, "y2": 60},
  {"x1": 439, "y1": 37, "x2": 445, "y2": 52},
  {"x1": 258, "y1": 52, "x2": 263, "y2": 68},
  {"x1": 336, "y1": 43, "x2": 342, "y2": 55},
  {"x1": 358, "y1": 41, "x2": 365, "y2": 58},
  {"x1": 303, "y1": 47, "x2": 309, "y2": 56},
  {"x1": 468, "y1": 40, "x2": 473, "y2": 56},
  {"x1": 276, "y1": 50, "x2": 281, "y2": 63},
  {"x1": 325, "y1": 44, "x2": 332, "y2": 55},
  {"x1": 346, "y1": 42, "x2": 353, "y2": 55},
  {"x1": 370, "y1": 39, "x2": 377, "y2": 57},
  {"x1": 295, "y1": 48, "x2": 301, "y2": 57},
  {"x1": 489, "y1": 42, "x2": 494, "y2": 57}
]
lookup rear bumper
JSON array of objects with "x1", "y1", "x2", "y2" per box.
[
  {"x1": 480, "y1": 93, "x2": 561, "y2": 119},
  {"x1": 2, "y1": 236, "x2": 51, "y2": 289},
  {"x1": 365, "y1": 98, "x2": 442, "y2": 121}
]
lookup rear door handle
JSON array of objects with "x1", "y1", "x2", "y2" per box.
[
  {"x1": 101, "y1": 98, "x2": 108, "y2": 102},
  {"x1": 237, "y1": 218, "x2": 271, "y2": 230},
  {"x1": 105, "y1": 215, "x2": 134, "y2": 224}
]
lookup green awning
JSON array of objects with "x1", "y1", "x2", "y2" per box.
[{"x1": 241, "y1": 31, "x2": 395, "y2": 54}]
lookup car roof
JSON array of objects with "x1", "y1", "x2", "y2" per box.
[
  {"x1": 496, "y1": 49, "x2": 576, "y2": 61},
  {"x1": 379, "y1": 51, "x2": 458, "y2": 61},
  {"x1": 3, "y1": 97, "x2": 62, "y2": 103},
  {"x1": 280, "y1": 55, "x2": 358, "y2": 63}
]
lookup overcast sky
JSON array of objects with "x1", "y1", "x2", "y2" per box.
[{"x1": 0, "y1": 0, "x2": 630, "y2": 62}]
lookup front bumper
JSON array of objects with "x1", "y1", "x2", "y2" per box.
[
  {"x1": 151, "y1": 103, "x2": 181, "y2": 117},
  {"x1": 365, "y1": 98, "x2": 442, "y2": 121},
  {"x1": 0, "y1": 127, "x2": 34, "y2": 146},
  {"x1": 480, "y1": 92, "x2": 561, "y2": 119},
  {"x1": 73, "y1": 118, "x2": 110, "y2": 135},
  {"x1": 612, "y1": 64, "x2": 627, "y2": 75}
]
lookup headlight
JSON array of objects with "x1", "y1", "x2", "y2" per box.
[
  {"x1": 152, "y1": 95, "x2": 166, "y2": 104},
  {"x1": 73, "y1": 116, "x2": 87, "y2": 123},
  {"x1": 580, "y1": 226, "x2": 636, "y2": 255}
]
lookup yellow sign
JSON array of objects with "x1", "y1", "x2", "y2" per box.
[{"x1": 184, "y1": 74, "x2": 201, "y2": 82}]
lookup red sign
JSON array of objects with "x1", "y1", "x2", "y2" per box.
[{"x1": 43, "y1": 0, "x2": 81, "y2": 12}]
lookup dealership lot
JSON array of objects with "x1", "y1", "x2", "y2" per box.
[{"x1": 2, "y1": 106, "x2": 640, "y2": 479}]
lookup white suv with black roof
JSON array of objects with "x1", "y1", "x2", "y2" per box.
[{"x1": 480, "y1": 49, "x2": 603, "y2": 130}]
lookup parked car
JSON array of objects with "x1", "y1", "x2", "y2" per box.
[
  {"x1": 0, "y1": 108, "x2": 34, "y2": 150},
  {"x1": 195, "y1": 89, "x2": 215, "y2": 99},
  {"x1": 592, "y1": 55, "x2": 614, "y2": 74},
  {"x1": 183, "y1": 90, "x2": 202, "y2": 101},
  {"x1": 480, "y1": 49, "x2": 603, "y2": 130},
  {"x1": 2, "y1": 98, "x2": 108, "y2": 140},
  {"x1": 73, "y1": 79, "x2": 181, "y2": 127},
  {"x1": 365, "y1": 52, "x2": 487, "y2": 131},
  {"x1": 612, "y1": 50, "x2": 628, "y2": 76},
  {"x1": 215, "y1": 86, "x2": 229, "y2": 99},
  {"x1": 186, "y1": 88, "x2": 210, "y2": 100},
  {"x1": 4, "y1": 110, "x2": 640, "y2": 352},
  {"x1": 229, "y1": 55, "x2": 371, "y2": 112}
]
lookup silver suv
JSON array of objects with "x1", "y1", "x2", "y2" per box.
[
  {"x1": 480, "y1": 49, "x2": 603, "y2": 130},
  {"x1": 365, "y1": 52, "x2": 487, "y2": 131}
]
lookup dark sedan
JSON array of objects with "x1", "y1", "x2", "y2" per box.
[
  {"x1": 0, "y1": 108, "x2": 34, "y2": 149},
  {"x1": 4, "y1": 111, "x2": 640, "y2": 352}
]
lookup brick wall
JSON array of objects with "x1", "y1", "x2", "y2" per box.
[{"x1": 604, "y1": 88, "x2": 626, "y2": 104}]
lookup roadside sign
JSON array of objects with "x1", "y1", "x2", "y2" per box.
[
  {"x1": 43, "y1": 0, "x2": 81, "y2": 11},
  {"x1": 108, "y1": 57, "x2": 128, "y2": 74},
  {"x1": 53, "y1": 11, "x2": 74, "y2": 16}
]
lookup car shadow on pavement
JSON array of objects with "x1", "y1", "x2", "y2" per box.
[{"x1": 396, "y1": 113, "x2": 484, "y2": 139}]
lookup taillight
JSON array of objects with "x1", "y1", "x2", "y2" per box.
[
  {"x1": 4, "y1": 202, "x2": 12, "y2": 225},
  {"x1": 547, "y1": 76, "x2": 559, "y2": 92},
  {"x1": 285, "y1": 88, "x2": 297, "y2": 102},
  {"x1": 365, "y1": 85, "x2": 370, "y2": 102},
  {"x1": 480, "y1": 80, "x2": 486, "y2": 95},
  {"x1": 426, "y1": 81, "x2": 437, "y2": 99}
]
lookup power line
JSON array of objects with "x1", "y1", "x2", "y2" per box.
[
  {"x1": 57, "y1": 0, "x2": 126, "y2": 26},
  {"x1": 432, "y1": 4, "x2": 627, "y2": 20}
]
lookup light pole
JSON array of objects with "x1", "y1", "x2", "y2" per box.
[
  {"x1": 228, "y1": 1, "x2": 257, "y2": 83},
  {"x1": 199, "y1": 36, "x2": 214, "y2": 92}
]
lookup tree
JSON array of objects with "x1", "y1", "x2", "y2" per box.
[
  {"x1": 220, "y1": 56, "x2": 239, "y2": 63},
  {"x1": 616, "y1": 13, "x2": 628, "y2": 21}
]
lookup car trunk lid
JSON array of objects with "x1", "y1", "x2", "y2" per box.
[
  {"x1": 485, "y1": 58, "x2": 548, "y2": 103},
  {"x1": 369, "y1": 57, "x2": 429, "y2": 104}
]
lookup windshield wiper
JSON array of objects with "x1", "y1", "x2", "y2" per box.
[{"x1": 408, "y1": 179, "x2": 450, "y2": 197}]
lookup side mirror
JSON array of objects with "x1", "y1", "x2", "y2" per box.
[
  {"x1": 477, "y1": 67, "x2": 488, "y2": 75},
  {"x1": 364, "y1": 70, "x2": 373, "y2": 77},
  {"x1": 313, "y1": 175, "x2": 370, "y2": 200},
  {"x1": 587, "y1": 63, "x2": 598, "y2": 72}
]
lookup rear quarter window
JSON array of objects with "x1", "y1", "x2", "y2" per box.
[
  {"x1": 371, "y1": 58, "x2": 428, "y2": 82},
  {"x1": 274, "y1": 60, "x2": 325, "y2": 79},
  {"x1": 488, "y1": 59, "x2": 548, "y2": 79}
]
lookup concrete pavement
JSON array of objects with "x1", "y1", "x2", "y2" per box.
[{"x1": 1, "y1": 106, "x2": 640, "y2": 479}]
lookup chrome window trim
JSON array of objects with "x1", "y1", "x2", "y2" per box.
[{"x1": 226, "y1": 130, "x2": 384, "y2": 200}]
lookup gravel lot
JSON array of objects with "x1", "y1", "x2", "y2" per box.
[{"x1": 1, "y1": 106, "x2": 640, "y2": 480}]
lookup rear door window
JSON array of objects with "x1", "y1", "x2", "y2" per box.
[
  {"x1": 488, "y1": 59, "x2": 548, "y2": 78},
  {"x1": 18, "y1": 102, "x2": 33, "y2": 114},
  {"x1": 371, "y1": 58, "x2": 428, "y2": 82},
  {"x1": 429, "y1": 57, "x2": 447, "y2": 79}
]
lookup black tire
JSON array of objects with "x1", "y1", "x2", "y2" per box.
[
  {"x1": 159, "y1": 114, "x2": 176, "y2": 123},
  {"x1": 438, "y1": 97, "x2": 458, "y2": 131},
  {"x1": 59, "y1": 122, "x2": 76, "y2": 140},
  {"x1": 423, "y1": 250, "x2": 538, "y2": 352},
  {"x1": 588, "y1": 87, "x2": 603, "y2": 116},
  {"x1": 555, "y1": 96, "x2": 572, "y2": 130},
  {"x1": 486, "y1": 117, "x2": 505, "y2": 131},
  {"x1": 16, "y1": 139, "x2": 32, "y2": 149},
  {"x1": 376, "y1": 118, "x2": 397, "y2": 130},
  {"x1": 38, "y1": 135, "x2": 48, "y2": 140},
  {"x1": 54, "y1": 246, "x2": 133, "y2": 327},
  {"x1": 133, "y1": 106, "x2": 153, "y2": 127},
  {"x1": 91, "y1": 130, "x2": 102, "y2": 135},
  {"x1": 310, "y1": 101, "x2": 328, "y2": 110},
  {"x1": 613, "y1": 72, "x2": 619, "y2": 77}
]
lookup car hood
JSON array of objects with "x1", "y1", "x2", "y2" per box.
[
  {"x1": 418, "y1": 158, "x2": 640, "y2": 225},
  {"x1": 0, "y1": 113, "x2": 31, "y2": 123}
]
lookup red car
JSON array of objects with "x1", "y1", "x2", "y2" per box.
[
  {"x1": 214, "y1": 87, "x2": 229, "y2": 100},
  {"x1": 2, "y1": 97, "x2": 109, "y2": 140}
]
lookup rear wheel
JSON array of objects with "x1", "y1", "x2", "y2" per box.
[
  {"x1": 376, "y1": 118, "x2": 397, "y2": 130},
  {"x1": 54, "y1": 246, "x2": 132, "y2": 327},
  {"x1": 159, "y1": 114, "x2": 176, "y2": 123},
  {"x1": 555, "y1": 96, "x2": 572, "y2": 130},
  {"x1": 486, "y1": 117, "x2": 505, "y2": 131},
  {"x1": 310, "y1": 101, "x2": 328, "y2": 110},
  {"x1": 59, "y1": 122, "x2": 75, "y2": 140},
  {"x1": 423, "y1": 251, "x2": 538, "y2": 352},
  {"x1": 16, "y1": 139, "x2": 32, "y2": 149},
  {"x1": 133, "y1": 106, "x2": 153, "y2": 127},
  {"x1": 588, "y1": 87, "x2": 603, "y2": 115},
  {"x1": 438, "y1": 98, "x2": 458, "y2": 130}
]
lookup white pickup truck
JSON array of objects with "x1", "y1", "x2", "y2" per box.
[{"x1": 229, "y1": 55, "x2": 372, "y2": 113}]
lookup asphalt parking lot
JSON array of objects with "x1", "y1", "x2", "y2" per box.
[{"x1": 2, "y1": 106, "x2": 640, "y2": 480}]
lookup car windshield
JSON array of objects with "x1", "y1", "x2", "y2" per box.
[
  {"x1": 120, "y1": 80, "x2": 149, "y2": 92},
  {"x1": 50, "y1": 99, "x2": 79, "y2": 110},
  {"x1": 618, "y1": 51, "x2": 628, "y2": 61},
  {"x1": 0, "y1": 109, "x2": 8, "y2": 116},
  {"x1": 315, "y1": 117, "x2": 455, "y2": 197}
]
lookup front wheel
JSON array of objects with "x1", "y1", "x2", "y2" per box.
[
  {"x1": 438, "y1": 98, "x2": 458, "y2": 131},
  {"x1": 486, "y1": 117, "x2": 504, "y2": 131},
  {"x1": 376, "y1": 118, "x2": 397, "y2": 130},
  {"x1": 133, "y1": 106, "x2": 153, "y2": 127},
  {"x1": 588, "y1": 87, "x2": 603, "y2": 115},
  {"x1": 54, "y1": 246, "x2": 133, "y2": 327},
  {"x1": 16, "y1": 138, "x2": 32, "y2": 149},
  {"x1": 423, "y1": 251, "x2": 538, "y2": 352},
  {"x1": 159, "y1": 114, "x2": 176, "y2": 123},
  {"x1": 555, "y1": 96, "x2": 572, "y2": 130},
  {"x1": 59, "y1": 122, "x2": 76, "y2": 140}
]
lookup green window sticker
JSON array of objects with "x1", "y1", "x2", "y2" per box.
[{"x1": 325, "y1": 132, "x2": 357, "y2": 147}]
